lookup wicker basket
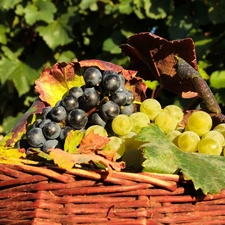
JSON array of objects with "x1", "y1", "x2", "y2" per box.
[{"x1": 0, "y1": 163, "x2": 225, "y2": 225}]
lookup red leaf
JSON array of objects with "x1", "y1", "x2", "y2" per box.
[
  {"x1": 78, "y1": 130, "x2": 110, "y2": 154},
  {"x1": 120, "y1": 32, "x2": 198, "y2": 98}
]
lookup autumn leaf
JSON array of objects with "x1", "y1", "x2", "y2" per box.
[
  {"x1": 0, "y1": 146, "x2": 37, "y2": 165},
  {"x1": 78, "y1": 130, "x2": 110, "y2": 154},
  {"x1": 120, "y1": 32, "x2": 198, "y2": 98},
  {"x1": 0, "y1": 98, "x2": 46, "y2": 147},
  {"x1": 35, "y1": 62, "x2": 85, "y2": 106},
  {"x1": 48, "y1": 148, "x2": 126, "y2": 171}
]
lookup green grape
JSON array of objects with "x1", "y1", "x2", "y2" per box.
[
  {"x1": 197, "y1": 138, "x2": 222, "y2": 155},
  {"x1": 187, "y1": 111, "x2": 212, "y2": 136},
  {"x1": 202, "y1": 130, "x2": 224, "y2": 146},
  {"x1": 120, "y1": 132, "x2": 144, "y2": 151},
  {"x1": 223, "y1": 148, "x2": 225, "y2": 156},
  {"x1": 166, "y1": 130, "x2": 181, "y2": 145},
  {"x1": 102, "y1": 136, "x2": 125, "y2": 160},
  {"x1": 112, "y1": 114, "x2": 133, "y2": 136},
  {"x1": 154, "y1": 111, "x2": 179, "y2": 134},
  {"x1": 213, "y1": 123, "x2": 225, "y2": 138},
  {"x1": 140, "y1": 98, "x2": 162, "y2": 120},
  {"x1": 178, "y1": 131, "x2": 200, "y2": 152},
  {"x1": 85, "y1": 125, "x2": 108, "y2": 137},
  {"x1": 130, "y1": 112, "x2": 150, "y2": 134},
  {"x1": 164, "y1": 105, "x2": 184, "y2": 122}
]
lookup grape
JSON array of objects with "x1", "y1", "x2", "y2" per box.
[
  {"x1": 50, "y1": 105, "x2": 67, "y2": 122},
  {"x1": 32, "y1": 118, "x2": 42, "y2": 128},
  {"x1": 103, "y1": 74, "x2": 121, "y2": 92},
  {"x1": 130, "y1": 112, "x2": 149, "y2": 134},
  {"x1": 164, "y1": 105, "x2": 183, "y2": 122},
  {"x1": 111, "y1": 91, "x2": 127, "y2": 106},
  {"x1": 187, "y1": 111, "x2": 212, "y2": 136},
  {"x1": 83, "y1": 67, "x2": 102, "y2": 87},
  {"x1": 15, "y1": 138, "x2": 30, "y2": 150},
  {"x1": 85, "y1": 125, "x2": 108, "y2": 137},
  {"x1": 67, "y1": 109, "x2": 88, "y2": 130},
  {"x1": 102, "y1": 70, "x2": 117, "y2": 81},
  {"x1": 100, "y1": 101, "x2": 120, "y2": 120},
  {"x1": 120, "y1": 132, "x2": 144, "y2": 151},
  {"x1": 202, "y1": 130, "x2": 224, "y2": 146},
  {"x1": 140, "y1": 98, "x2": 162, "y2": 120},
  {"x1": 120, "y1": 104, "x2": 135, "y2": 116},
  {"x1": 38, "y1": 118, "x2": 52, "y2": 129},
  {"x1": 79, "y1": 87, "x2": 100, "y2": 111},
  {"x1": 89, "y1": 112, "x2": 106, "y2": 127},
  {"x1": 118, "y1": 74, "x2": 125, "y2": 85},
  {"x1": 125, "y1": 91, "x2": 135, "y2": 105},
  {"x1": 68, "y1": 86, "x2": 83, "y2": 99},
  {"x1": 26, "y1": 127, "x2": 46, "y2": 148},
  {"x1": 59, "y1": 126, "x2": 74, "y2": 143},
  {"x1": 112, "y1": 114, "x2": 133, "y2": 136},
  {"x1": 154, "y1": 111, "x2": 179, "y2": 134},
  {"x1": 42, "y1": 121, "x2": 61, "y2": 140},
  {"x1": 102, "y1": 136, "x2": 125, "y2": 160},
  {"x1": 213, "y1": 123, "x2": 225, "y2": 138},
  {"x1": 197, "y1": 138, "x2": 222, "y2": 155},
  {"x1": 42, "y1": 106, "x2": 52, "y2": 119},
  {"x1": 42, "y1": 139, "x2": 62, "y2": 153},
  {"x1": 177, "y1": 131, "x2": 200, "y2": 152},
  {"x1": 166, "y1": 130, "x2": 181, "y2": 145},
  {"x1": 61, "y1": 94, "x2": 79, "y2": 111}
]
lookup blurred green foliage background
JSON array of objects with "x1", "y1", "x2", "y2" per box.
[{"x1": 1, "y1": 0, "x2": 225, "y2": 136}]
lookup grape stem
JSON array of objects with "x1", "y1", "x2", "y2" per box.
[
  {"x1": 175, "y1": 55, "x2": 221, "y2": 114},
  {"x1": 86, "y1": 96, "x2": 109, "y2": 117}
]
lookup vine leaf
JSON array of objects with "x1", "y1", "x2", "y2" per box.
[
  {"x1": 35, "y1": 62, "x2": 85, "y2": 106},
  {"x1": 120, "y1": 32, "x2": 198, "y2": 98},
  {"x1": 64, "y1": 130, "x2": 84, "y2": 154},
  {"x1": 78, "y1": 130, "x2": 110, "y2": 154},
  {"x1": 0, "y1": 99, "x2": 46, "y2": 147},
  {"x1": 137, "y1": 125, "x2": 225, "y2": 194},
  {"x1": 48, "y1": 148, "x2": 125, "y2": 171}
]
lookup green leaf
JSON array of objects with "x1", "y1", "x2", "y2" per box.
[
  {"x1": 102, "y1": 31, "x2": 122, "y2": 54},
  {"x1": 118, "y1": 0, "x2": 133, "y2": 15},
  {"x1": 79, "y1": 0, "x2": 98, "y2": 11},
  {"x1": 64, "y1": 130, "x2": 84, "y2": 154},
  {"x1": 137, "y1": 125, "x2": 225, "y2": 194},
  {"x1": 143, "y1": 80, "x2": 159, "y2": 90},
  {"x1": 36, "y1": 20, "x2": 73, "y2": 50},
  {"x1": 0, "y1": 25, "x2": 8, "y2": 44},
  {"x1": 133, "y1": 0, "x2": 145, "y2": 19},
  {"x1": 210, "y1": 71, "x2": 225, "y2": 89},
  {"x1": 0, "y1": 0, "x2": 22, "y2": 9},
  {"x1": 55, "y1": 50, "x2": 76, "y2": 63},
  {"x1": 1, "y1": 46, "x2": 23, "y2": 60},
  {"x1": 0, "y1": 58, "x2": 38, "y2": 96},
  {"x1": 24, "y1": 0, "x2": 57, "y2": 25}
]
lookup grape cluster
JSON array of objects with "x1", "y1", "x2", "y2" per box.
[{"x1": 22, "y1": 67, "x2": 135, "y2": 153}]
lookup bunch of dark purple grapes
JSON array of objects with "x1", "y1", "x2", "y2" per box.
[{"x1": 22, "y1": 67, "x2": 135, "y2": 152}]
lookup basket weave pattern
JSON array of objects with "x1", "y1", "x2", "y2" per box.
[{"x1": 0, "y1": 164, "x2": 225, "y2": 225}]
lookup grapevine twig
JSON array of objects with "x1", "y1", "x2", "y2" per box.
[{"x1": 175, "y1": 55, "x2": 221, "y2": 114}]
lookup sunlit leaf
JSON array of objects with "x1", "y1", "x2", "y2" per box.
[
  {"x1": 35, "y1": 62, "x2": 85, "y2": 106},
  {"x1": 64, "y1": 130, "x2": 84, "y2": 153},
  {"x1": 24, "y1": 0, "x2": 56, "y2": 25},
  {"x1": 210, "y1": 71, "x2": 225, "y2": 89},
  {"x1": 36, "y1": 20, "x2": 73, "y2": 50}
]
